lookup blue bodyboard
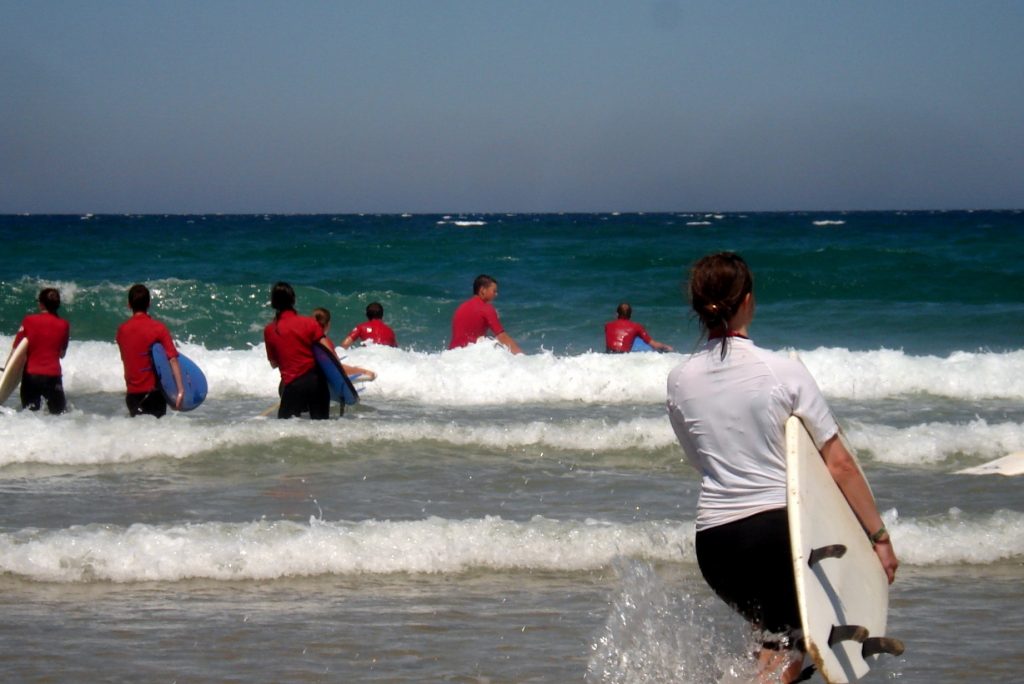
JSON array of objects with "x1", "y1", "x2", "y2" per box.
[
  {"x1": 151, "y1": 343, "x2": 208, "y2": 411},
  {"x1": 313, "y1": 344, "x2": 359, "y2": 405},
  {"x1": 630, "y1": 337, "x2": 655, "y2": 352}
]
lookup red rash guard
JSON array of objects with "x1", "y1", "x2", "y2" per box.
[
  {"x1": 449, "y1": 297, "x2": 504, "y2": 349},
  {"x1": 14, "y1": 312, "x2": 70, "y2": 376},
  {"x1": 264, "y1": 310, "x2": 324, "y2": 385},
  {"x1": 604, "y1": 319, "x2": 652, "y2": 352},
  {"x1": 347, "y1": 319, "x2": 397, "y2": 347},
  {"x1": 116, "y1": 312, "x2": 178, "y2": 393}
]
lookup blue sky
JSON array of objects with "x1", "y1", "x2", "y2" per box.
[{"x1": 2, "y1": 1, "x2": 1022, "y2": 213}]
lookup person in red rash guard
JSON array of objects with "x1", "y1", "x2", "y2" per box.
[
  {"x1": 11, "y1": 287, "x2": 70, "y2": 414},
  {"x1": 115, "y1": 284, "x2": 184, "y2": 418},
  {"x1": 604, "y1": 302, "x2": 673, "y2": 353},
  {"x1": 340, "y1": 302, "x2": 397, "y2": 349},
  {"x1": 264, "y1": 281, "x2": 333, "y2": 419},
  {"x1": 448, "y1": 274, "x2": 522, "y2": 354}
]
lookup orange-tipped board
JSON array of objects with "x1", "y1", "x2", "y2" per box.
[
  {"x1": 0, "y1": 338, "x2": 29, "y2": 405},
  {"x1": 787, "y1": 416, "x2": 900, "y2": 683}
]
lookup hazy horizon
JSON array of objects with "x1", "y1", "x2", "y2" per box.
[{"x1": 3, "y1": 2, "x2": 1022, "y2": 214}]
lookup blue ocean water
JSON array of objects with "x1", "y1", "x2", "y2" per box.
[
  {"x1": 1, "y1": 211, "x2": 1023, "y2": 682},
  {"x1": 4, "y1": 211, "x2": 1022, "y2": 354}
]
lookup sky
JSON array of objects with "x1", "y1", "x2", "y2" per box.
[{"x1": 1, "y1": 1, "x2": 1022, "y2": 213}]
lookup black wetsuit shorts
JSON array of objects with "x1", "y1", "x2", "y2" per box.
[
  {"x1": 126, "y1": 390, "x2": 168, "y2": 418},
  {"x1": 278, "y1": 368, "x2": 330, "y2": 420},
  {"x1": 21, "y1": 373, "x2": 66, "y2": 414},
  {"x1": 695, "y1": 507, "x2": 800, "y2": 638}
]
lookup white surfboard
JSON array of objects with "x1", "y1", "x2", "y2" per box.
[
  {"x1": 0, "y1": 338, "x2": 29, "y2": 406},
  {"x1": 954, "y1": 452, "x2": 1024, "y2": 477},
  {"x1": 787, "y1": 416, "x2": 903, "y2": 683}
]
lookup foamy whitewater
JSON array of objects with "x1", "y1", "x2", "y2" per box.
[{"x1": 1, "y1": 212, "x2": 1022, "y2": 682}]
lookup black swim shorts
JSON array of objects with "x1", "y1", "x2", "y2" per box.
[{"x1": 695, "y1": 507, "x2": 800, "y2": 638}]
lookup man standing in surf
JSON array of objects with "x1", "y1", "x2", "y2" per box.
[
  {"x1": 666, "y1": 252, "x2": 898, "y2": 683},
  {"x1": 12, "y1": 287, "x2": 70, "y2": 414},
  {"x1": 116, "y1": 284, "x2": 184, "y2": 417},
  {"x1": 448, "y1": 274, "x2": 522, "y2": 354},
  {"x1": 264, "y1": 282, "x2": 332, "y2": 419}
]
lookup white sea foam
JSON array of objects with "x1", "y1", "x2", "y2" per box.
[
  {"x1": 891, "y1": 508, "x2": 1024, "y2": 566},
  {"x1": 4, "y1": 337, "x2": 1022, "y2": 406},
  {"x1": 812, "y1": 220, "x2": 845, "y2": 226},
  {"x1": 0, "y1": 516, "x2": 692, "y2": 583},
  {"x1": 847, "y1": 418, "x2": 1024, "y2": 465},
  {"x1": 436, "y1": 219, "x2": 487, "y2": 227},
  {"x1": 0, "y1": 411, "x2": 680, "y2": 466},
  {"x1": 796, "y1": 347, "x2": 1024, "y2": 401},
  {"x1": 0, "y1": 509, "x2": 1016, "y2": 583},
  {"x1": 5, "y1": 409, "x2": 1022, "y2": 468}
]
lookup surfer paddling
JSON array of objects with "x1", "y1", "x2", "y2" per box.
[
  {"x1": 666, "y1": 252, "x2": 898, "y2": 683},
  {"x1": 604, "y1": 302, "x2": 672, "y2": 353},
  {"x1": 340, "y1": 302, "x2": 397, "y2": 349},
  {"x1": 448, "y1": 274, "x2": 522, "y2": 354}
]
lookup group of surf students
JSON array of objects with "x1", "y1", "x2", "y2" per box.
[
  {"x1": 3, "y1": 282, "x2": 395, "y2": 420},
  {"x1": 4, "y1": 255, "x2": 899, "y2": 683},
  {"x1": 5, "y1": 273, "x2": 674, "y2": 420}
]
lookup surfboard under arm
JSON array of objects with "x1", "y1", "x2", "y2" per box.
[{"x1": 787, "y1": 415, "x2": 903, "y2": 682}]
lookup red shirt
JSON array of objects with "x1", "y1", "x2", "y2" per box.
[
  {"x1": 347, "y1": 319, "x2": 397, "y2": 347},
  {"x1": 14, "y1": 312, "x2": 70, "y2": 376},
  {"x1": 264, "y1": 310, "x2": 324, "y2": 385},
  {"x1": 604, "y1": 319, "x2": 652, "y2": 352},
  {"x1": 116, "y1": 312, "x2": 178, "y2": 393},
  {"x1": 449, "y1": 296, "x2": 504, "y2": 349}
]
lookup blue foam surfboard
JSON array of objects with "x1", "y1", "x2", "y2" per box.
[
  {"x1": 630, "y1": 337, "x2": 655, "y2": 352},
  {"x1": 312, "y1": 344, "x2": 359, "y2": 405},
  {"x1": 151, "y1": 343, "x2": 208, "y2": 411}
]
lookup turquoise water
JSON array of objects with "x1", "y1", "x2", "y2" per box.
[
  {"x1": 1, "y1": 211, "x2": 1023, "y2": 682},
  {"x1": 3, "y1": 211, "x2": 1022, "y2": 354}
]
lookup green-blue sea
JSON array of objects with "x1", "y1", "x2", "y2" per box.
[{"x1": 1, "y1": 211, "x2": 1022, "y2": 682}]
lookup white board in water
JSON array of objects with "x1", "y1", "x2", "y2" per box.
[
  {"x1": 0, "y1": 338, "x2": 29, "y2": 406},
  {"x1": 787, "y1": 416, "x2": 898, "y2": 683},
  {"x1": 954, "y1": 452, "x2": 1024, "y2": 477}
]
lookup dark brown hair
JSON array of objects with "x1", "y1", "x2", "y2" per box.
[
  {"x1": 366, "y1": 302, "x2": 384, "y2": 320},
  {"x1": 687, "y1": 252, "x2": 753, "y2": 357},
  {"x1": 128, "y1": 284, "x2": 150, "y2": 313},
  {"x1": 38, "y1": 287, "x2": 61, "y2": 314},
  {"x1": 270, "y1": 281, "x2": 296, "y2": 317}
]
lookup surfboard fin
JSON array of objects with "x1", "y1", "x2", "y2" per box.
[
  {"x1": 828, "y1": 624, "x2": 869, "y2": 647},
  {"x1": 808, "y1": 544, "x2": 847, "y2": 566},
  {"x1": 862, "y1": 636, "x2": 905, "y2": 657}
]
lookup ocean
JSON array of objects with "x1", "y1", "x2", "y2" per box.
[{"x1": 1, "y1": 211, "x2": 1022, "y2": 682}]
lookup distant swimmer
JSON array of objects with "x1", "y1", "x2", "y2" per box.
[
  {"x1": 11, "y1": 287, "x2": 70, "y2": 414},
  {"x1": 264, "y1": 282, "x2": 333, "y2": 420},
  {"x1": 604, "y1": 303, "x2": 673, "y2": 353},
  {"x1": 340, "y1": 302, "x2": 397, "y2": 349},
  {"x1": 448, "y1": 274, "x2": 522, "y2": 354},
  {"x1": 116, "y1": 284, "x2": 184, "y2": 417},
  {"x1": 312, "y1": 307, "x2": 376, "y2": 381}
]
